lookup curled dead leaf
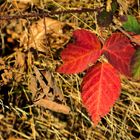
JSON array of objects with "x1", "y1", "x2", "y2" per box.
[
  {"x1": 34, "y1": 98, "x2": 70, "y2": 114},
  {"x1": 20, "y1": 17, "x2": 65, "y2": 52},
  {"x1": 41, "y1": 70, "x2": 65, "y2": 103},
  {"x1": 32, "y1": 66, "x2": 65, "y2": 104},
  {"x1": 33, "y1": 66, "x2": 50, "y2": 96}
]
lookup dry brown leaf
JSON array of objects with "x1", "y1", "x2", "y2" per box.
[
  {"x1": 32, "y1": 67, "x2": 66, "y2": 104},
  {"x1": 41, "y1": 70, "x2": 53, "y2": 87},
  {"x1": 42, "y1": 70, "x2": 65, "y2": 103},
  {"x1": 33, "y1": 66, "x2": 50, "y2": 96},
  {"x1": 20, "y1": 17, "x2": 68, "y2": 52},
  {"x1": 34, "y1": 98, "x2": 70, "y2": 114}
]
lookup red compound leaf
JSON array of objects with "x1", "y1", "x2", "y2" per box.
[
  {"x1": 102, "y1": 33, "x2": 135, "y2": 76},
  {"x1": 81, "y1": 62, "x2": 121, "y2": 125},
  {"x1": 57, "y1": 29, "x2": 101, "y2": 74}
]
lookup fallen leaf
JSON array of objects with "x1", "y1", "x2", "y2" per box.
[
  {"x1": 34, "y1": 98, "x2": 70, "y2": 114},
  {"x1": 33, "y1": 66, "x2": 50, "y2": 97},
  {"x1": 20, "y1": 17, "x2": 67, "y2": 52},
  {"x1": 41, "y1": 70, "x2": 65, "y2": 103},
  {"x1": 33, "y1": 67, "x2": 65, "y2": 103}
]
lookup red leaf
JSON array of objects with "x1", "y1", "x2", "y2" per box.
[
  {"x1": 81, "y1": 62, "x2": 121, "y2": 125},
  {"x1": 57, "y1": 29, "x2": 101, "y2": 74},
  {"x1": 102, "y1": 33, "x2": 135, "y2": 76}
]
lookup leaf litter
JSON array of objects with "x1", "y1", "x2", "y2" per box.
[
  {"x1": 0, "y1": 0, "x2": 140, "y2": 139},
  {"x1": 31, "y1": 66, "x2": 70, "y2": 114}
]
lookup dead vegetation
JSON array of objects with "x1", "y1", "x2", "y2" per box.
[{"x1": 0, "y1": 0, "x2": 140, "y2": 140}]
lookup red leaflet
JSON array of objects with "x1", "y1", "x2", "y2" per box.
[
  {"x1": 57, "y1": 29, "x2": 101, "y2": 74},
  {"x1": 73, "y1": 29, "x2": 101, "y2": 50},
  {"x1": 81, "y1": 62, "x2": 121, "y2": 125},
  {"x1": 102, "y1": 33, "x2": 135, "y2": 76}
]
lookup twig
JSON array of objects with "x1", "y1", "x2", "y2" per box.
[{"x1": 0, "y1": 8, "x2": 100, "y2": 20}]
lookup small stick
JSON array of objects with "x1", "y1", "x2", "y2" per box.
[{"x1": 0, "y1": 8, "x2": 99, "y2": 20}]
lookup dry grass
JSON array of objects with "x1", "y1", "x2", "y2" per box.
[{"x1": 0, "y1": 0, "x2": 140, "y2": 140}]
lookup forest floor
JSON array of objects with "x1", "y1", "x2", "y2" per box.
[{"x1": 0, "y1": 0, "x2": 140, "y2": 140}]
